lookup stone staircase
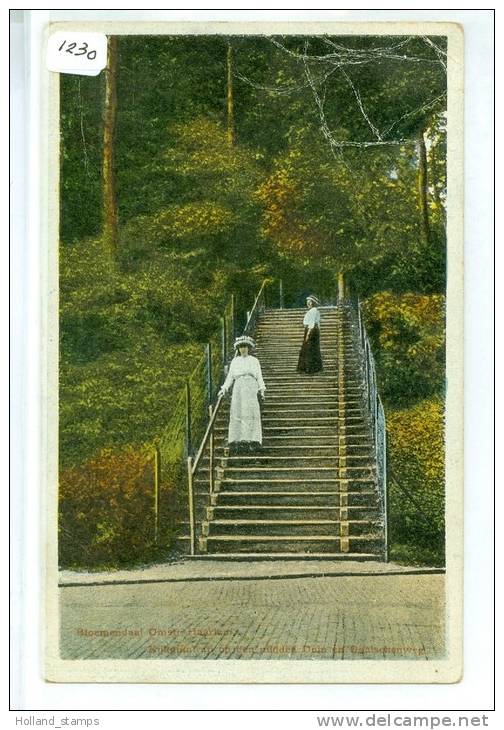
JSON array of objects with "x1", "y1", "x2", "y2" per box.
[{"x1": 190, "y1": 305, "x2": 386, "y2": 560}]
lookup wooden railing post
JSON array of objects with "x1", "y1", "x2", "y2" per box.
[
  {"x1": 338, "y1": 271, "x2": 345, "y2": 301},
  {"x1": 383, "y1": 421, "x2": 388, "y2": 562},
  {"x1": 231, "y1": 293, "x2": 236, "y2": 341},
  {"x1": 208, "y1": 404, "x2": 214, "y2": 494},
  {"x1": 221, "y1": 316, "x2": 227, "y2": 369},
  {"x1": 187, "y1": 456, "x2": 195, "y2": 556},
  {"x1": 205, "y1": 342, "x2": 212, "y2": 405},
  {"x1": 185, "y1": 379, "x2": 192, "y2": 458},
  {"x1": 279, "y1": 279, "x2": 284, "y2": 309},
  {"x1": 357, "y1": 299, "x2": 364, "y2": 347}
]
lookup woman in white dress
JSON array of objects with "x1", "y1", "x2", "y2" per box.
[
  {"x1": 297, "y1": 295, "x2": 323, "y2": 373},
  {"x1": 218, "y1": 335, "x2": 266, "y2": 454}
]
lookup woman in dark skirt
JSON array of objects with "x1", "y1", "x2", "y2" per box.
[{"x1": 297, "y1": 295, "x2": 323, "y2": 374}]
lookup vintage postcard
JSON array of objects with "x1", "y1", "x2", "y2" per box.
[{"x1": 43, "y1": 20, "x2": 464, "y2": 683}]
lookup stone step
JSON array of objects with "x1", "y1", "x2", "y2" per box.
[
  {"x1": 257, "y1": 319, "x2": 339, "y2": 324},
  {"x1": 258, "y1": 321, "x2": 340, "y2": 326},
  {"x1": 261, "y1": 370, "x2": 339, "y2": 378},
  {"x1": 258, "y1": 346, "x2": 343, "y2": 354},
  {"x1": 258, "y1": 330, "x2": 350, "y2": 335},
  {"x1": 210, "y1": 504, "x2": 380, "y2": 521},
  {"x1": 257, "y1": 329, "x2": 343, "y2": 334},
  {"x1": 257, "y1": 345, "x2": 342, "y2": 351},
  {"x1": 263, "y1": 374, "x2": 360, "y2": 381},
  {"x1": 259, "y1": 314, "x2": 341, "y2": 319},
  {"x1": 261, "y1": 396, "x2": 362, "y2": 405},
  {"x1": 262, "y1": 370, "x2": 340, "y2": 376},
  {"x1": 222, "y1": 398, "x2": 343, "y2": 407},
  {"x1": 257, "y1": 324, "x2": 342, "y2": 329},
  {"x1": 208, "y1": 443, "x2": 342, "y2": 453},
  {"x1": 198, "y1": 465, "x2": 374, "y2": 481},
  {"x1": 201, "y1": 449, "x2": 374, "y2": 465},
  {"x1": 210, "y1": 454, "x2": 373, "y2": 466},
  {"x1": 214, "y1": 425, "x2": 339, "y2": 436},
  {"x1": 219, "y1": 397, "x2": 362, "y2": 407},
  {"x1": 211, "y1": 437, "x2": 374, "y2": 451},
  {"x1": 256, "y1": 340, "x2": 341, "y2": 347},
  {"x1": 201, "y1": 534, "x2": 383, "y2": 555},
  {"x1": 262, "y1": 384, "x2": 341, "y2": 392},
  {"x1": 205, "y1": 456, "x2": 374, "y2": 473},
  {"x1": 261, "y1": 308, "x2": 341, "y2": 312},
  {"x1": 218, "y1": 408, "x2": 366, "y2": 420},
  {"x1": 256, "y1": 339, "x2": 342, "y2": 345},
  {"x1": 216, "y1": 416, "x2": 366, "y2": 427},
  {"x1": 206, "y1": 443, "x2": 368, "y2": 454},
  {"x1": 262, "y1": 308, "x2": 338, "y2": 313},
  {"x1": 256, "y1": 346, "x2": 345, "y2": 354},
  {"x1": 185, "y1": 551, "x2": 382, "y2": 561},
  {"x1": 261, "y1": 359, "x2": 341, "y2": 366},
  {"x1": 256, "y1": 334, "x2": 339, "y2": 342},
  {"x1": 205, "y1": 518, "x2": 380, "y2": 538},
  {"x1": 217, "y1": 406, "x2": 363, "y2": 417},
  {"x1": 263, "y1": 387, "x2": 361, "y2": 396},
  {"x1": 258, "y1": 358, "x2": 339, "y2": 366},
  {"x1": 258, "y1": 341, "x2": 342, "y2": 347},
  {"x1": 212, "y1": 490, "x2": 378, "y2": 507},
  {"x1": 262, "y1": 380, "x2": 361, "y2": 389},
  {"x1": 257, "y1": 344, "x2": 342, "y2": 350},
  {"x1": 261, "y1": 414, "x2": 366, "y2": 423},
  {"x1": 212, "y1": 477, "x2": 376, "y2": 491},
  {"x1": 215, "y1": 418, "x2": 336, "y2": 430}
]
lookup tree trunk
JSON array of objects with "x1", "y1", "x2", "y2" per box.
[
  {"x1": 337, "y1": 272, "x2": 345, "y2": 301},
  {"x1": 226, "y1": 43, "x2": 235, "y2": 147},
  {"x1": 416, "y1": 128, "x2": 431, "y2": 246},
  {"x1": 102, "y1": 36, "x2": 119, "y2": 259},
  {"x1": 428, "y1": 134, "x2": 446, "y2": 225}
]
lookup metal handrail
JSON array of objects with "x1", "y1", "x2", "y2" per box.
[
  {"x1": 346, "y1": 298, "x2": 389, "y2": 560},
  {"x1": 191, "y1": 394, "x2": 224, "y2": 476},
  {"x1": 243, "y1": 279, "x2": 269, "y2": 335},
  {"x1": 186, "y1": 394, "x2": 224, "y2": 556},
  {"x1": 186, "y1": 278, "x2": 269, "y2": 556}
]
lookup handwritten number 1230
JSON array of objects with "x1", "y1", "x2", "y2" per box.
[{"x1": 58, "y1": 40, "x2": 97, "y2": 60}]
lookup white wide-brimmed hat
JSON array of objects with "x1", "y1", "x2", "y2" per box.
[
  {"x1": 234, "y1": 335, "x2": 256, "y2": 350},
  {"x1": 306, "y1": 295, "x2": 320, "y2": 306}
]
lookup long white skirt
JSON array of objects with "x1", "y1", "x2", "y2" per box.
[{"x1": 228, "y1": 375, "x2": 263, "y2": 444}]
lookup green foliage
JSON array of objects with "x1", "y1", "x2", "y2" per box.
[
  {"x1": 60, "y1": 75, "x2": 103, "y2": 243},
  {"x1": 362, "y1": 291, "x2": 446, "y2": 565},
  {"x1": 60, "y1": 34, "x2": 447, "y2": 296},
  {"x1": 256, "y1": 128, "x2": 446, "y2": 295},
  {"x1": 362, "y1": 291, "x2": 445, "y2": 408},
  {"x1": 387, "y1": 398, "x2": 445, "y2": 566},
  {"x1": 59, "y1": 230, "x2": 268, "y2": 469},
  {"x1": 60, "y1": 237, "x2": 215, "y2": 467},
  {"x1": 59, "y1": 446, "x2": 185, "y2": 568}
]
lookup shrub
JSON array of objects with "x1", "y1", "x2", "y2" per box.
[
  {"x1": 387, "y1": 397, "x2": 445, "y2": 565},
  {"x1": 58, "y1": 445, "x2": 183, "y2": 569},
  {"x1": 363, "y1": 291, "x2": 445, "y2": 408}
]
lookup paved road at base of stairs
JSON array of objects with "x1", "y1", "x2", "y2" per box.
[
  {"x1": 59, "y1": 558, "x2": 442, "y2": 586},
  {"x1": 60, "y1": 569, "x2": 445, "y2": 661}
]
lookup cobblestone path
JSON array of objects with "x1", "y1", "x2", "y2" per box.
[{"x1": 60, "y1": 572, "x2": 444, "y2": 660}]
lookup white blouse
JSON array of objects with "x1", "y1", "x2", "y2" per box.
[
  {"x1": 303, "y1": 307, "x2": 321, "y2": 329},
  {"x1": 220, "y1": 355, "x2": 266, "y2": 395}
]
